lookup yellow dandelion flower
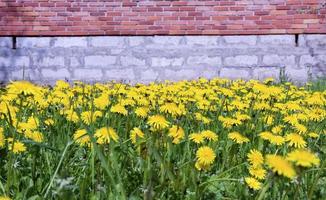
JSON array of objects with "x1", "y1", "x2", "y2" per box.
[
  {"x1": 287, "y1": 149, "x2": 320, "y2": 167},
  {"x1": 196, "y1": 146, "x2": 216, "y2": 166},
  {"x1": 81, "y1": 111, "x2": 102, "y2": 125},
  {"x1": 228, "y1": 132, "x2": 249, "y2": 144},
  {"x1": 268, "y1": 135, "x2": 285, "y2": 146},
  {"x1": 259, "y1": 131, "x2": 273, "y2": 141},
  {"x1": 134, "y1": 107, "x2": 149, "y2": 118},
  {"x1": 308, "y1": 132, "x2": 319, "y2": 138},
  {"x1": 8, "y1": 140, "x2": 26, "y2": 154},
  {"x1": 245, "y1": 177, "x2": 262, "y2": 190},
  {"x1": 73, "y1": 129, "x2": 91, "y2": 147},
  {"x1": 168, "y1": 125, "x2": 185, "y2": 144},
  {"x1": 147, "y1": 115, "x2": 169, "y2": 130},
  {"x1": 189, "y1": 133, "x2": 205, "y2": 144},
  {"x1": 44, "y1": 119, "x2": 54, "y2": 126},
  {"x1": 110, "y1": 104, "x2": 128, "y2": 116},
  {"x1": 130, "y1": 127, "x2": 144, "y2": 144},
  {"x1": 249, "y1": 166, "x2": 267, "y2": 180},
  {"x1": 0, "y1": 128, "x2": 5, "y2": 148},
  {"x1": 95, "y1": 127, "x2": 119, "y2": 144},
  {"x1": 293, "y1": 123, "x2": 307, "y2": 134},
  {"x1": 285, "y1": 133, "x2": 306, "y2": 148},
  {"x1": 94, "y1": 94, "x2": 110, "y2": 110},
  {"x1": 24, "y1": 130, "x2": 44, "y2": 143},
  {"x1": 247, "y1": 149, "x2": 264, "y2": 168},
  {"x1": 266, "y1": 154, "x2": 296, "y2": 179},
  {"x1": 201, "y1": 130, "x2": 218, "y2": 141}
]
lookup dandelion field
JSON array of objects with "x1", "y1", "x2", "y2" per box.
[{"x1": 0, "y1": 78, "x2": 325, "y2": 200}]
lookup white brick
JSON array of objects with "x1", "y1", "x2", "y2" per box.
[
  {"x1": 259, "y1": 35, "x2": 294, "y2": 45},
  {"x1": 300, "y1": 55, "x2": 318, "y2": 67},
  {"x1": 224, "y1": 36, "x2": 257, "y2": 45},
  {"x1": 10, "y1": 69, "x2": 39, "y2": 80},
  {"x1": 91, "y1": 36, "x2": 125, "y2": 47},
  {"x1": 54, "y1": 37, "x2": 87, "y2": 47},
  {"x1": 13, "y1": 56, "x2": 30, "y2": 67},
  {"x1": 17, "y1": 37, "x2": 51, "y2": 48},
  {"x1": 0, "y1": 37, "x2": 11, "y2": 47},
  {"x1": 85, "y1": 55, "x2": 116, "y2": 67},
  {"x1": 151, "y1": 36, "x2": 181, "y2": 45},
  {"x1": 152, "y1": 57, "x2": 184, "y2": 67},
  {"x1": 140, "y1": 69, "x2": 160, "y2": 81},
  {"x1": 220, "y1": 68, "x2": 251, "y2": 80},
  {"x1": 253, "y1": 67, "x2": 281, "y2": 80},
  {"x1": 224, "y1": 55, "x2": 258, "y2": 67},
  {"x1": 263, "y1": 55, "x2": 295, "y2": 67},
  {"x1": 128, "y1": 37, "x2": 144, "y2": 46},
  {"x1": 121, "y1": 56, "x2": 145, "y2": 66},
  {"x1": 74, "y1": 69, "x2": 103, "y2": 79},
  {"x1": 186, "y1": 36, "x2": 218, "y2": 46},
  {"x1": 104, "y1": 69, "x2": 135, "y2": 80},
  {"x1": 187, "y1": 56, "x2": 221, "y2": 66},
  {"x1": 70, "y1": 57, "x2": 81, "y2": 67},
  {"x1": 41, "y1": 68, "x2": 70, "y2": 79},
  {"x1": 165, "y1": 69, "x2": 199, "y2": 81},
  {"x1": 37, "y1": 57, "x2": 64, "y2": 67},
  {"x1": 285, "y1": 67, "x2": 308, "y2": 82}
]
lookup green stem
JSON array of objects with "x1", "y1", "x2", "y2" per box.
[{"x1": 43, "y1": 141, "x2": 72, "y2": 198}]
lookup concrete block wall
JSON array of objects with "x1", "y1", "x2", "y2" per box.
[{"x1": 0, "y1": 34, "x2": 325, "y2": 84}]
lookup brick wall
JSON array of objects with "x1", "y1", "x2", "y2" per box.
[{"x1": 0, "y1": 0, "x2": 325, "y2": 36}]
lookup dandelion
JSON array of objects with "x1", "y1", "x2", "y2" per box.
[
  {"x1": 245, "y1": 177, "x2": 262, "y2": 190},
  {"x1": 8, "y1": 140, "x2": 27, "y2": 154},
  {"x1": 249, "y1": 166, "x2": 267, "y2": 180},
  {"x1": 147, "y1": 115, "x2": 169, "y2": 130},
  {"x1": 0, "y1": 128, "x2": 5, "y2": 148},
  {"x1": 287, "y1": 149, "x2": 320, "y2": 167},
  {"x1": 110, "y1": 104, "x2": 128, "y2": 116},
  {"x1": 73, "y1": 129, "x2": 91, "y2": 147},
  {"x1": 95, "y1": 127, "x2": 119, "y2": 144},
  {"x1": 81, "y1": 111, "x2": 102, "y2": 125},
  {"x1": 266, "y1": 154, "x2": 296, "y2": 179},
  {"x1": 201, "y1": 130, "x2": 218, "y2": 141},
  {"x1": 189, "y1": 133, "x2": 204, "y2": 144},
  {"x1": 247, "y1": 149, "x2": 264, "y2": 168},
  {"x1": 94, "y1": 94, "x2": 110, "y2": 110},
  {"x1": 134, "y1": 107, "x2": 149, "y2": 118},
  {"x1": 195, "y1": 146, "x2": 216, "y2": 170},
  {"x1": 168, "y1": 125, "x2": 184, "y2": 144},
  {"x1": 24, "y1": 130, "x2": 44, "y2": 143},
  {"x1": 285, "y1": 133, "x2": 306, "y2": 148},
  {"x1": 228, "y1": 132, "x2": 249, "y2": 144},
  {"x1": 130, "y1": 127, "x2": 144, "y2": 144}
]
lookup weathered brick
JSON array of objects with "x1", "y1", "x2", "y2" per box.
[
  {"x1": 220, "y1": 68, "x2": 251, "y2": 80},
  {"x1": 85, "y1": 55, "x2": 116, "y2": 67},
  {"x1": 285, "y1": 67, "x2": 308, "y2": 82},
  {"x1": 37, "y1": 57, "x2": 64, "y2": 67},
  {"x1": 41, "y1": 68, "x2": 71, "y2": 79},
  {"x1": 186, "y1": 36, "x2": 219, "y2": 46},
  {"x1": 104, "y1": 69, "x2": 135, "y2": 80},
  {"x1": 262, "y1": 55, "x2": 295, "y2": 67},
  {"x1": 73, "y1": 69, "x2": 103, "y2": 79},
  {"x1": 224, "y1": 55, "x2": 258, "y2": 67},
  {"x1": 54, "y1": 37, "x2": 88, "y2": 47},
  {"x1": 91, "y1": 36, "x2": 125, "y2": 47},
  {"x1": 253, "y1": 67, "x2": 281, "y2": 80},
  {"x1": 0, "y1": 37, "x2": 11, "y2": 48},
  {"x1": 128, "y1": 37, "x2": 145, "y2": 46},
  {"x1": 223, "y1": 36, "x2": 257, "y2": 45},
  {"x1": 187, "y1": 56, "x2": 221, "y2": 66},
  {"x1": 140, "y1": 69, "x2": 160, "y2": 81},
  {"x1": 165, "y1": 69, "x2": 199, "y2": 81},
  {"x1": 259, "y1": 35, "x2": 295, "y2": 45},
  {"x1": 151, "y1": 36, "x2": 181, "y2": 45},
  {"x1": 152, "y1": 57, "x2": 184, "y2": 67},
  {"x1": 121, "y1": 56, "x2": 145, "y2": 66},
  {"x1": 17, "y1": 37, "x2": 51, "y2": 48}
]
